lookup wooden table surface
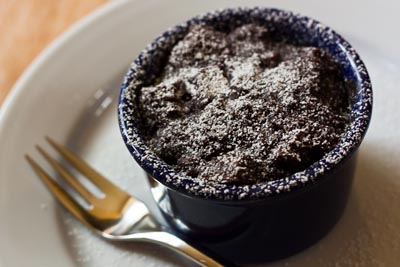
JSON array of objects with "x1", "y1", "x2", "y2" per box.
[{"x1": 0, "y1": 0, "x2": 108, "y2": 106}]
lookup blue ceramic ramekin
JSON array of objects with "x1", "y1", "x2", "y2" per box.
[{"x1": 118, "y1": 7, "x2": 372, "y2": 263}]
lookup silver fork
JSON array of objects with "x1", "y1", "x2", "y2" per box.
[{"x1": 25, "y1": 137, "x2": 238, "y2": 267}]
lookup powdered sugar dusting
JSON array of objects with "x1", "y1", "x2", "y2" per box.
[
  {"x1": 118, "y1": 7, "x2": 372, "y2": 200},
  {"x1": 137, "y1": 23, "x2": 351, "y2": 185}
]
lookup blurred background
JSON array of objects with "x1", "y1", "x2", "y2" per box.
[{"x1": 0, "y1": 0, "x2": 107, "y2": 105}]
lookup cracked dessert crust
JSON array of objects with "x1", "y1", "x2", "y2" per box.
[{"x1": 135, "y1": 23, "x2": 352, "y2": 185}]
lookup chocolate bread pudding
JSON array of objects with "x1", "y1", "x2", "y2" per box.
[{"x1": 135, "y1": 23, "x2": 352, "y2": 185}]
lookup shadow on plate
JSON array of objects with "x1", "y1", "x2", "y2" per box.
[
  {"x1": 53, "y1": 137, "x2": 400, "y2": 266},
  {"x1": 254, "y1": 146, "x2": 400, "y2": 267}
]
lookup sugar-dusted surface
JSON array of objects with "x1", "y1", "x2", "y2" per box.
[
  {"x1": 119, "y1": 7, "x2": 372, "y2": 200},
  {"x1": 60, "y1": 44, "x2": 400, "y2": 267},
  {"x1": 138, "y1": 23, "x2": 351, "y2": 185}
]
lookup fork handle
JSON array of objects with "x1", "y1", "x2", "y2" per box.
[{"x1": 114, "y1": 231, "x2": 240, "y2": 267}]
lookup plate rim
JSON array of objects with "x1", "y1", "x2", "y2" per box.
[{"x1": 0, "y1": 0, "x2": 129, "y2": 127}]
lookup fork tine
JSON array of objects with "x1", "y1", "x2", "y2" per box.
[
  {"x1": 45, "y1": 137, "x2": 123, "y2": 194},
  {"x1": 25, "y1": 155, "x2": 91, "y2": 227},
  {"x1": 36, "y1": 145, "x2": 96, "y2": 203}
]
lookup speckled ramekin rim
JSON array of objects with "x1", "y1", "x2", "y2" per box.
[{"x1": 118, "y1": 7, "x2": 373, "y2": 201}]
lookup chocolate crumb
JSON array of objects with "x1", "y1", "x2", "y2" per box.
[{"x1": 136, "y1": 23, "x2": 352, "y2": 185}]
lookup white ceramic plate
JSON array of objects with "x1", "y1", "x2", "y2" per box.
[{"x1": 1, "y1": 0, "x2": 400, "y2": 266}]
